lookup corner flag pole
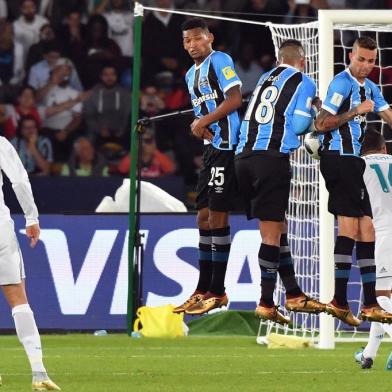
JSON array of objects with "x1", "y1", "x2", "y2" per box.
[{"x1": 127, "y1": 2, "x2": 143, "y2": 336}]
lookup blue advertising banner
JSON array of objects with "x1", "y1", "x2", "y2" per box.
[{"x1": 5, "y1": 214, "x2": 260, "y2": 330}]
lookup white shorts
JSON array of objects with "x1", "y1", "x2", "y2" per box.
[
  {"x1": 0, "y1": 219, "x2": 25, "y2": 285},
  {"x1": 375, "y1": 231, "x2": 392, "y2": 291}
]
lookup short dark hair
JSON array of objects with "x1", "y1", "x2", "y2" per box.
[
  {"x1": 42, "y1": 40, "x2": 62, "y2": 54},
  {"x1": 354, "y1": 36, "x2": 377, "y2": 51},
  {"x1": 17, "y1": 115, "x2": 39, "y2": 136},
  {"x1": 361, "y1": 129, "x2": 386, "y2": 155},
  {"x1": 279, "y1": 39, "x2": 303, "y2": 51},
  {"x1": 181, "y1": 17, "x2": 209, "y2": 32}
]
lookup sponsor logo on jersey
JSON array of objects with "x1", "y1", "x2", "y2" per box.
[
  {"x1": 353, "y1": 114, "x2": 366, "y2": 123},
  {"x1": 331, "y1": 92, "x2": 343, "y2": 107},
  {"x1": 222, "y1": 66, "x2": 236, "y2": 80},
  {"x1": 199, "y1": 76, "x2": 209, "y2": 89},
  {"x1": 192, "y1": 90, "x2": 218, "y2": 107},
  {"x1": 262, "y1": 75, "x2": 280, "y2": 83}
]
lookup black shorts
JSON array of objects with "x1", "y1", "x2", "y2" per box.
[
  {"x1": 234, "y1": 152, "x2": 291, "y2": 222},
  {"x1": 319, "y1": 152, "x2": 372, "y2": 218},
  {"x1": 195, "y1": 145, "x2": 239, "y2": 212}
]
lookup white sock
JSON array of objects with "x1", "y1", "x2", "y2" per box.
[
  {"x1": 12, "y1": 304, "x2": 46, "y2": 373},
  {"x1": 377, "y1": 296, "x2": 392, "y2": 338},
  {"x1": 363, "y1": 322, "x2": 384, "y2": 359}
]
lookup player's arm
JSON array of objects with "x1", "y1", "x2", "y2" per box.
[
  {"x1": 291, "y1": 76, "x2": 317, "y2": 135},
  {"x1": 369, "y1": 81, "x2": 392, "y2": 126},
  {"x1": 0, "y1": 137, "x2": 40, "y2": 247},
  {"x1": 315, "y1": 76, "x2": 374, "y2": 132},
  {"x1": 190, "y1": 85, "x2": 242, "y2": 137},
  {"x1": 378, "y1": 108, "x2": 392, "y2": 125},
  {"x1": 191, "y1": 52, "x2": 242, "y2": 138}
]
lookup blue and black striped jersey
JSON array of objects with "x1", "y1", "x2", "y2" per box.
[
  {"x1": 236, "y1": 64, "x2": 316, "y2": 156},
  {"x1": 321, "y1": 68, "x2": 389, "y2": 156},
  {"x1": 185, "y1": 51, "x2": 242, "y2": 150}
]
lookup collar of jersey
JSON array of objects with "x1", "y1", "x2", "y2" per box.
[
  {"x1": 278, "y1": 63, "x2": 298, "y2": 71},
  {"x1": 194, "y1": 51, "x2": 215, "y2": 70},
  {"x1": 345, "y1": 67, "x2": 365, "y2": 87}
]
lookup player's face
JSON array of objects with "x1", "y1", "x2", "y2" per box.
[
  {"x1": 183, "y1": 28, "x2": 213, "y2": 64},
  {"x1": 349, "y1": 46, "x2": 377, "y2": 80}
]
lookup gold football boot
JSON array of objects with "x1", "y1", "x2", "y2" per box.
[
  {"x1": 255, "y1": 305, "x2": 291, "y2": 325},
  {"x1": 173, "y1": 292, "x2": 205, "y2": 313},
  {"x1": 325, "y1": 302, "x2": 361, "y2": 327},
  {"x1": 185, "y1": 293, "x2": 228, "y2": 315},
  {"x1": 285, "y1": 294, "x2": 326, "y2": 314}
]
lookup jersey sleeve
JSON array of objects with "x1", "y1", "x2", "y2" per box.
[
  {"x1": 292, "y1": 76, "x2": 317, "y2": 135},
  {"x1": 211, "y1": 52, "x2": 242, "y2": 93},
  {"x1": 370, "y1": 82, "x2": 390, "y2": 112},
  {"x1": 321, "y1": 75, "x2": 351, "y2": 115}
]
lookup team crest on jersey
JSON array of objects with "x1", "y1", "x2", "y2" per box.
[
  {"x1": 222, "y1": 66, "x2": 236, "y2": 80},
  {"x1": 199, "y1": 77, "x2": 209, "y2": 89}
]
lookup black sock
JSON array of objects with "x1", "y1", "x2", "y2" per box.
[
  {"x1": 259, "y1": 243, "x2": 280, "y2": 307},
  {"x1": 278, "y1": 234, "x2": 302, "y2": 298},
  {"x1": 209, "y1": 226, "x2": 231, "y2": 296},
  {"x1": 196, "y1": 229, "x2": 212, "y2": 293},
  {"x1": 334, "y1": 236, "x2": 355, "y2": 307},
  {"x1": 356, "y1": 241, "x2": 377, "y2": 307}
]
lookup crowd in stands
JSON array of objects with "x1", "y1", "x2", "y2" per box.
[{"x1": 0, "y1": 0, "x2": 391, "y2": 204}]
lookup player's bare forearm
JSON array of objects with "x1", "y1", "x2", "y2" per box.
[
  {"x1": 378, "y1": 107, "x2": 392, "y2": 127},
  {"x1": 315, "y1": 108, "x2": 358, "y2": 133},
  {"x1": 196, "y1": 86, "x2": 242, "y2": 128}
]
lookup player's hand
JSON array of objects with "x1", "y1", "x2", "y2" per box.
[
  {"x1": 201, "y1": 127, "x2": 213, "y2": 141},
  {"x1": 356, "y1": 99, "x2": 374, "y2": 115},
  {"x1": 312, "y1": 97, "x2": 322, "y2": 111},
  {"x1": 191, "y1": 118, "x2": 208, "y2": 138},
  {"x1": 26, "y1": 224, "x2": 40, "y2": 248}
]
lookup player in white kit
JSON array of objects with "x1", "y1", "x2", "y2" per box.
[
  {"x1": 0, "y1": 136, "x2": 60, "y2": 390},
  {"x1": 356, "y1": 130, "x2": 392, "y2": 369}
]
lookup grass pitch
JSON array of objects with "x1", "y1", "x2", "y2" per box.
[{"x1": 0, "y1": 334, "x2": 390, "y2": 391}]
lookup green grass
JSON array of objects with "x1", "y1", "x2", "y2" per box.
[{"x1": 0, "y1": 334, "x2": 391, "y2": 391}]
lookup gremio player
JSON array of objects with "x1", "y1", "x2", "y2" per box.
[
  {"x1": 173, "y1": 18, "x2": 242, "y2": 315},
  {"x1": 235, "y1": 39, "x2": 325, "y2": 324},
  {"x1": 315, "y1": 36, "x2": 392, "y2": 326},
  {"x1": 0, "y1": 136, "x2": 60, "y2": 391},
  {"x1": 355, "y1": 130, "x2": 392, "y2": 369}
]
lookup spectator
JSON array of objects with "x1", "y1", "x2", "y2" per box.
[
  {"x1": 11, "y1": 114, "x2": 52, "y2": 176},
  {"x1": 83, "y1": 14, "x2": 122, "y2": 88},
  {"x1": 25, "y1": 23, "x2": 56, "y2": 73},
  {"x1": 141, "y1": 0, "x2": 189, "y2": 83},
  {"x1": 39, "y1": 0, "x2": 88, "y2": 31},
  {"x1": 0, "y1": 0, "x2": 7, "y2": 18},
  {"x1": 96, "y1": 0, "x2": 134, "y2": 59},
  {"x1": 13, "y1": 0, "x2": 49, "y2": 59},
  {"x1": 117, "y1": 129, "x2": 175, "y2": 178},
  {"x1": 0, "y1": 20, "x2": 25, "y2": 102},
  {"x1": 41, "y1": 63, "x2": 84, "y2": 161},
  {"x1": 28, "y1": 40, "x2": 83, "y2": 102},
  {"x1": 58, "y1": 9, "x2": 87, "y2": 78},
  {"x1": 241, "y1": 0, "x2": 289, "y2": 64},
  {"x1": 83, "y1": 63, "x2": 131, "y2": 147},
  {"x1": 61, "y1": 136, "x2": 109, "y2": 176},
  {"x1": 1, "y1": 84, "x2": 86, "y2": 139},
  {"x1": 235, "y1": 42, "x2": 263, "y2": 97}
]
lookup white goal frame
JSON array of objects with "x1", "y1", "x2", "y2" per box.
[{"x1": 318, "y1": 10, "x2": 392, "y2": 349}]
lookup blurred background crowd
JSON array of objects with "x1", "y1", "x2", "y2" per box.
[{"x1": 0, "y1": 0, "x2": 391, "y2": 207}]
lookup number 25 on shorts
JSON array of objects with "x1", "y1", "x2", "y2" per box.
[{"x1": 208, "y1": 167, "x2": 225, "y2": 186}]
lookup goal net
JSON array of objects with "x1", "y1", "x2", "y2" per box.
[{"x1": 259, "y1": 18, "x2": 392, "y2": 344}]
